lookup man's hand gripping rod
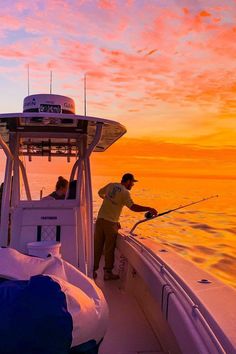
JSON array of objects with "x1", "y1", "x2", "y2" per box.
[{"x1": 129, "y1": 195, "x2": 218, "y2": 235}]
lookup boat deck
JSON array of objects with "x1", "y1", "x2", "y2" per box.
[{"x1": 95, "y1": 265, "x2": 165, "y2": 354}]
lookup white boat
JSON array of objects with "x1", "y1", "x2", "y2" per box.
[{"x1": 0, "y1": 93, "x2": 235, "y2": 354}]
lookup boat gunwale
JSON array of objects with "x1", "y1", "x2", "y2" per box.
[{"x1": 117, "y1": 232, "x2": 236, "y2": 354}]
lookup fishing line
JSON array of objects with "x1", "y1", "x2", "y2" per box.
[{"x1": 130, "y1": 195, "x2": 219, "y2": 235}]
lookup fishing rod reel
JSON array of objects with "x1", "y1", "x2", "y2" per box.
[{"x1": 145, "y1": 211, "x2": 156, "y2": 219}]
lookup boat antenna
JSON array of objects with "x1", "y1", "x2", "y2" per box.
[
  {"x1": 50, "y1": 71, "x2": 53, "y2": 94},
  {"x1": 84, "y1": 74, "x2": 87, "y2": 117},
  {"x1": 27, "y1": 64, "x2": 30, "y2": 95},
  {"x1": 130, "y1": 194, "x2": 219, "y2": 235}
]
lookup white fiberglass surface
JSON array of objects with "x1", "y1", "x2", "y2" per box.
[
  {"x1": 94, "y1": 258, "x2": 163, "y2": 354},
  {"x1": 0, "y1": 113, "x2": 126, "y2": 152}
]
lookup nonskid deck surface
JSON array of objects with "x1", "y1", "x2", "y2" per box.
[{"x1": 95, "y1": 262, "x2": 165, "y2": 354}]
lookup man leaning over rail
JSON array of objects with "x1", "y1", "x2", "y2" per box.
[{"x1": 93, "y1": 173, "x2": 158, "y2": 281}]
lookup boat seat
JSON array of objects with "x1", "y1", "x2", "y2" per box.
[{"x1": 10, "y1": 200, "x2": 82, "y2": 268}]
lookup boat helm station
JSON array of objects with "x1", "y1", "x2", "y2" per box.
[{"x1": 0, "y1": 93, "x2": 126, "y2": 277}]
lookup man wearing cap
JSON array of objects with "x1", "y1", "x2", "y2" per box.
[{"x1": 93, "y1": 173, "x2": 158, "y2": 281}]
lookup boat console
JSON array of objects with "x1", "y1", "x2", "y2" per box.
[{"x1": 0, "y1": 93, "x2": 126, "y2": 276}]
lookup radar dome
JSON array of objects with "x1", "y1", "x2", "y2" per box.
[{"x1": 23, "y1": 94, "x2": 75, "y2": 114}]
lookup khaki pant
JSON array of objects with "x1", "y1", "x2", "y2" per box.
[{"x1": 94, "y1": 218, "x2": 119, "y2": 272}]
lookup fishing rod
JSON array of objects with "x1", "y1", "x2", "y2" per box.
[{"x1": 129, "y1": 194, "x2": 218, "y2": 235}]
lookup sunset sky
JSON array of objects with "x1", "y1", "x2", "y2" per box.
[{"x1": 0, "y1": 0, "x2": 236, "y2": 179}]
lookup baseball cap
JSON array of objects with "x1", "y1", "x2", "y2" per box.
[{"x1": 121, "y1": 173, "x2": 138, "y2": 183}]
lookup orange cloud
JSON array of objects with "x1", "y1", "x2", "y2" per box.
[
  {"x1": 14, "y1": 138, "x2": 235, "y2": 181},
  {"x1": 199, "y1": 10, "x2": 211, "y2": 17},
  {"x1": 89, "y1": 138, "x2": 236, "y2": 180}
]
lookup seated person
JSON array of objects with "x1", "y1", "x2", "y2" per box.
[
  {"x1": 44, "y1": 176, "x2": 68, "y2": 200},
  {"x1": 67, "y1": 180, "x2": 77, "y2": 199}
]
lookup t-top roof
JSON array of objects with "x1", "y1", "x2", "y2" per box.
[{"x1": 0, "y1": 94, "x2": 126, "y2": 156}]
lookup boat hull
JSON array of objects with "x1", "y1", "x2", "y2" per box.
[{"x1": 113, "y1": 233, "x2": 236, "y2": 354}]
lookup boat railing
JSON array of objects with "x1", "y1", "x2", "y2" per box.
[
  {"x1": 121, "y1": 234, "x2": 227, "y2": 353},
  {"x1": 0, "y1": 134, "x2": 14, "y2": 246}
]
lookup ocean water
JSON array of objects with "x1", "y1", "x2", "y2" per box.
[
  {"x1": 92, "y1": 176, "x2": 236, "y2": 289},
  {"x1": 22, "y1": 173, "x2": 236, "y2": 289}
]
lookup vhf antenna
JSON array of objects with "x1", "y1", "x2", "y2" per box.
[
  {"x1": 84, "y1": 74, "x2": 87, "y2": 117},
  {"x1": 50, "y1": 71, "x2": 53, "y2": 94},
  {"x1": 27, "y1": 64, "x2": 30, "y2": 95}
]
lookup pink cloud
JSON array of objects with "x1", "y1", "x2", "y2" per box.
[
  {"x1": 0, "y1": 15, "x2": 21, "y2": 38},
  {"x1": 0, "y1": 48, "x2": 25, "y2": 59},
  {"x1": 98, "y1": 0, "x2": 116, "y2": 10},
  {"x1": 15, "y1": 1, "x2": 32, "y2": 12}
]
